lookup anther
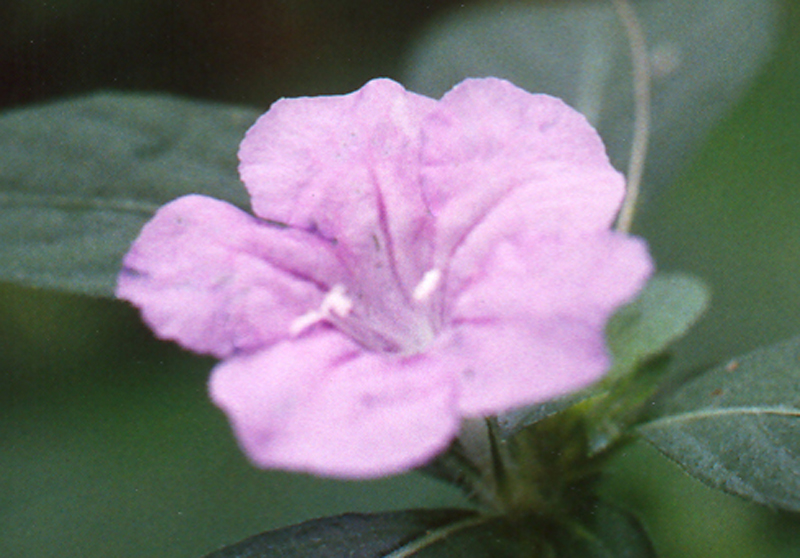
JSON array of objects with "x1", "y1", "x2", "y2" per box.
[
  {"x1": 319, "y1": 284, "x2": 353, "y2": 317},
  {"x1": 289, "y1": 284, "x2": 353, "y2": 336},
  {"x1": 412, "y1": 269, "x2": 442, "y2": 302}
]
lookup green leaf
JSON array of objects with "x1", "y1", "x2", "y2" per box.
[
  {"x1": 552, "y1": 501, "x2": 656, "y2": 558},
  {"x1": 605, "y1": 272, "x2": 710, "y2": 381},
  {"x1": 404, "y1": 0, "x2": 779, "y2": 202},
  {"x1": 201, "y1": 509, "x2": 534, "y2": 558},
  {"x1": 639, "y1": 336, "x2": 800, "y2": 511},
  {"x1": 0, "y1": 93, "x2": 259, "y2": 297}
]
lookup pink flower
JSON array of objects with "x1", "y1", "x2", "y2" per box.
[{"x1": 117, "y1": 78, "x2": 652, "y2": 478}]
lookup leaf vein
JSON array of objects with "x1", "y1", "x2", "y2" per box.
[
  {"x1": 642, "y1": 406, "x2": 800, "y2": 431},
  {"x1": 383, "y1": 514, "x2": 491, "y2": 558}
]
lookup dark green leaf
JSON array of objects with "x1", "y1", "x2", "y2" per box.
[
  {"x1": 202, "y1": 509, "x2": 534, "y2": 558},
  {"x1": 404, "y1": 0, "x2": 779, "y2": 203},
  {"x1": 639, "y1": 336, "x2": 800, "y2": 511},
  {"x1": 551, "y1": 501, "x2": 656, "y2": 558},
  {"x1": 0, "y1": 93, "x2": 259, "y2": 296}
]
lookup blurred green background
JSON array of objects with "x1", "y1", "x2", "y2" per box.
[{"x1": 2, "y1": 1, "x2": 800, "y2": 557}]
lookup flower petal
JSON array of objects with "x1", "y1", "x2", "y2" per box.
[
  {"x1": 453, "y1": 320, "x2": 609, "y2": 416},
  {"x1": 116, "y1": 194, "x2": 345, "y2": 358},
  {"x1": 239, "y1": 78, "x2": 438, "y2": 300},
  {"x1": 448, "y1": 232, "x2": 652, "y2": 415},
  {"x1": 208, "y1": 330, "x2": 460, "y2": 478},
  {"x1": 420, "y1": 78, "x2": 625, "y2": 262}
]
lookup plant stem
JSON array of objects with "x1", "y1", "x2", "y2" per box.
[{"x1": 612, "y1": 0, "x2": 651, "y2": 234}]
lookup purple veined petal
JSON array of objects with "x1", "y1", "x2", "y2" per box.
[
  {"x1": 447, "y1": 231, "x2": 653, "y2": 415},
  {"x1": 208, "y1": 330, "x2": 461, "y2": 478},
  {"x1": 116, "y1": 194, "x2": 347, "y2": 358},
  {"x1": 420, "y1": 77, "x2": 625, "y2": 263},
  {"x1": 239, "y1": 78, "x2": 438, "y2": 303}
]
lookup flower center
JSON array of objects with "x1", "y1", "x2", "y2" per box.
[{"x1": 289, "y1": 269, "x2": 442, "y2": 355}]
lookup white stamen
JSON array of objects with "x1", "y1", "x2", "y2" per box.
[
  {"x1": 289, "y1": 310, "x2": 324, "y2": 336},
  {"x1": 320, "y1": 284, "x2": 353, "y2": 318},
  {"x1": 289, "y1": 284, "x2": 353, "y2": 336},
  {"x1": 412, "y1": 269, "x2": 442, "y2": 302}
]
